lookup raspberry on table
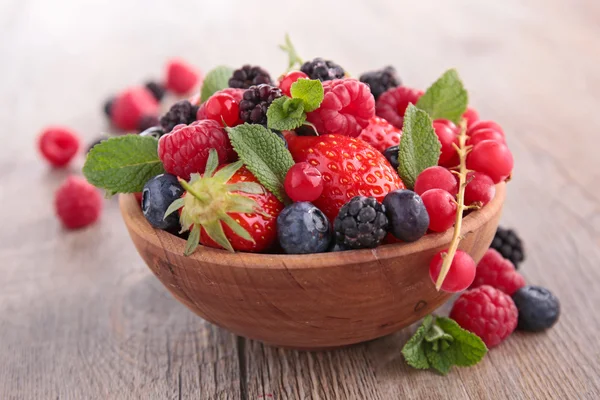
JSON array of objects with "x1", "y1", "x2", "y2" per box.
[
  {"x1": 55, "y1": 176, "x2": 103, "y2": 229},
  {"x1": 512, "y1": 286, "x2": 560, "y2": 331},
  {"x1": 359, "y1": 66, "x2": 401, "y2": 100},
  {"x1": 300, "y1": 57, "x2": 345, "y2": 81},
  {"x1": 357, "y1": 116, "x2": 402, "y2": 152},
  {"x1": 38, "y1": 126, "x2": 80, "y2": 167},
  {"x1": 145, "y1": 81, "x2": 166, "y2": 102},
  {"x1": 165, "y1": 59, "x2": 201, "y2": 94},
  {"x1": 470, "y1": 249, "x2": 526, "y2": 295},
  {"x1": 111, "y1": 87, "x2": 159, "y2": 131},
  {"x1": 160, "y1": 100, "x2": 199, "y2": 133},
  {"x1": 334, "y1": 196, "x2": 388, "y2": 249},
  {"x1": 490, "y1": 226, "x2": 525, "y2": 268},
  {"x1": 239, "y1": 84, "x2": 283, "y2": 125},
  {"x1": 229, "y1": 65, "x2": 273, "y2": 89},
  {"x1": 375, "y1": 86, "x2": 423, "y2": 129},
  {"x1": 306, "y1": 79, "x2": 375, "y2": 137},
  {"x1": 450, "y1": 285, "x2": 518, "y2": 348}
]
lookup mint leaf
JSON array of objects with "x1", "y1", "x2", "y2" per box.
[
  {"x1": 267, "y1": 97, "x2": 306, "y2": 131},
  {"x1": 290, "y1": 79, "x2": 324, "y2": 112},
  {"x1": 425, "y1": 345, "x2": 455, "y2": 375},
  {"x1": 200, "y1": 66, "x2": 234, "y2": 103},
  {"x1": 398, "y1": 104, "x2": 441, "y2": 189},
  {"x1": 83, "y1": 135, "x2": 164, "y2": 196},
  {"x1": 401, "y1": 315, "x2": 434, "y2": 370},
  {"x1": 435, "y1": 317, "x2": 487, "y2": 367},
  {"x1": 279, "y1": 33, "x2": 303, "y2": 71},
  {"x1": 415, "y1": 69, "x2": 468, "y2": 124},
  {"x1": 226, "y1": 124, "x2": 295, "y2": 203}
]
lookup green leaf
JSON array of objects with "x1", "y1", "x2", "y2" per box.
[
  {"x1": 435, "y1": 317, "x2": 487, "y2": 367},
  {"x1": 290, "y1": 79, "x2": 324, "y2": 112},
  {"x1": 401, "y1": 315, "x2": 434, "y2": 370},
  {"x1": 226, "y1": 124, "x2": 295, "y2": 203},
  {"x1": 267, "y1": 97, "x2": 306, "y2": 131},
  {"x1": 415, "y1": 68, "x2": 468, "y2": 124},
  {"x1": 398, "y1": 104, "x2": 441, "y2": 189},
  {"x1": 184, "y1": 225, "x2": 201, "y2": 256},
  {"x1": 164, "y1": 198, "x2": 185, "y2": 220},
  {"x1": 279, "y1": 33, "x2": 303, "y2": 71},
  {"x1": 425, "y1": 344, "x2": 455, "y2": 375},
  {"x1": 200, "y1": 66, "x2": 234, "y2": 103},
  {"x1": 82, "y1": 135, "x2": 165, "y2": 196}
]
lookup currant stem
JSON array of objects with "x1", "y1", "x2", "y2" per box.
[{"x1": 435, "y1": 119, "x2": 469, "y2": 291}]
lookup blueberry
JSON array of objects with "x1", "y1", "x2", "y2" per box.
[
  {"x1": 139, "y1": 126, "x2": 166, "y2": 139},
  {"x1": 273, "y1": 130, "x2": 288, "y2": 148},
  {"x1": 141, "y1": 174, "x2": 184, "y2": 231},
  {"x1": 329, "y1": 242, "x2": 348, "y2": 252},
  {"x1": 383, "y1": 145, "x2": 399, "y2": 170},
  {"x1": 512, "y1": 286, "x2": 560, "y2": 332},
  {"x1": 383, "y1": 189, "x2": 429, "y2": 242},
  {"x1": 277, "y1": 202, "x2": 331, "y2": 254}
]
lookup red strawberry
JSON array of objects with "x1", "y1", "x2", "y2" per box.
[
  {"x1": 375, "y1": 86, "x2": 423, "y2": 129},
  {"x1": 358, "y1": 116, "x2": 402, "y2": 152},
  {"x1": 111, "y1": 86, "x2": 159, "y2": 131},
  {"x1": 288, "y1": 134, "x2": 405, "y2": 221}
]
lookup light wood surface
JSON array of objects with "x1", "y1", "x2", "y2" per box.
[{"x1": 1, "y1": 0, "x2": 599, "y2": 399}]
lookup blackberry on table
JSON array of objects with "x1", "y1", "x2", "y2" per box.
[
  {"x1": 228, "y1": 65, "x2": 273, "y2": 89},
  {"x1": 103, "y1": 97, "x2": 115, "y2": 117},
  {"x1": 334, "y1": 196, "x2": 388, "y2": 249},
  {"x1": 491, "y1": 226, "x2": 525, "y2": 268},
  {"x1": 359, "y1": 66, "x2": 401, "y2": 100},
  {"x1": 159, "y1": 100, "x2": 198, "y2": 133},
  {"x1": 145, "y1": 81, "x2": 166, "y2": 102},
  {"x1": 300, "y1": 57, "x2": 345, "y2": 81},
  {"x1": 239, "y1": 84, "x2": 282, "y2": 125}
]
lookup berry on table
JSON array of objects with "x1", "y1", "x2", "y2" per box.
[
  {"x1": 141, "y1": 174, "x2": 184, "y2": 231},
  {"x1": 420, "y1": 188, "x2": 457, "y2": 232},
  {"x1": 229, "y1": 65, "x2": 273, "y2": 89},
  {"x1": 38, "y1": 126, "x2": 80, "y2": 167},
  {"x1": 137, "y1": 114, "x2": 160, "y2": 132},
  {"x1": 466, "y1": 128, "x2": 505, "y2": 147},
  {"x1": 433, "y1": 119, "x2": 459, "y2": 167},
  {"x1": 414, "y1": 166, "x2": 458, "y2": 196},
  {"x1": 429, "y1": 249, "x2": 476, "y2": 292},
  {"x1": 357, "y1": 116, "x2": 402, "y2": 152},
  {"x1": 55, "y1": 176, "x2": 103, "y2": 229},
  {"x1": 383, "y1": 145, "x2": 399, "y2": 170},
  {"x1": 158, "y1": 120, "x2": 234, "y2": 180},
  {"x1": 306, "y1": 79, "x2": 375, "y2": 137},
  {"x1": 160, "y1": 100, "x2": 199, "y2": 133},
  {"x1": 467, "y1": 120, "x2": 504, "y2": 136},
  {"x1": 284, "y1": 162, "x2": 324, "y2": 203},
  {"x1": 375, "y1": 86, "x2": 423, "y2": 129},
  {"x1": 111, "y1": 86, "x2": 159, "y2": 131},
  {"x1": 277, "y1": 202, "x2": 331, "y2": 254},
  {"x1": 490, "y1": 226, "x2": 525, "y2": 268},
  {"x1": 383, "y1": 189, "x2": 429, "y2": 242},
  {"x1": 203, "y1": 92, "x2": 241, "y2": 127},
  {"x1": 300, "y1": 57, "x2": 345, "y2": 81},
  {"x1": 165, "y1": 59, "x2": 201, "y2": 94},
  {"x1": 334, "y1": 196, "x2": 389, "y2": 249},
  {"x1": 512, "y1": 286, "x2": 560, "y2": 332},
  {"x1": 359, "y1": 66, "x2": 401, "y2": 100},
  {"x1": 470, "y1": 249, "x2": 526, "y2": 295},
  {"x1": 103, "y1": 97, "x2": 114, "y2": 117},
  {"x1": 278, "y1": 70, "x2": 309, "y2": 97},
  {"x1": 464, "y1": 171, "x2": 496, "y2": 207},
  {"x1": 239, "y1": 84, "x2": 283, "y2": 125},
  {"x1": 450, "y1": 285, "x2": 518, "y2": 348},
  {"x1": 145, "y1": 81, "x2": 166, "y2": 102},
  {"x1": 466, "y1": 140, "x2": 514, "y2": 183}
]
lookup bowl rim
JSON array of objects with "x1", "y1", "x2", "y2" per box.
[{"x1": 119, "y1": 183, "x2": 505, "y2": 270}]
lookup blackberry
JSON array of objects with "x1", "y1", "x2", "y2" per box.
[
  {"x1": 137, "y1": 114, "x2": 160, "y2": 132},
  {"x1": 239, "y1": 84, "x2": 282, "y2": 125},
  {"x1": 145, "y1": 81, "x2": 166, "y2": 102},
  {"x1": 300, "y1": 57, "x2": 345, "y2": 81},
  {"x1": 277, "y1": 202, "x2": 331, "y2": 254},
  {"x1": 512, "y1": 286, "x2": 560, "y2": 332},
  {"x1": 334, "y1": 196, "x2": 388, "y2": 249},
  {"x1": 159, "y1": 100, "x2": 198, "y2": 133},
  {"x1": 103, "y1": 97, "x2": 115, "y2": 117},
  {"x1": 228, "y1": 65, "x2": 273, "y2": 89},
  {"x1": 359, "y1": 66, "x2": 401, "y2": 100},
  {"x1": 490, "y1": 226, "x2": 525, "y2": 268}
]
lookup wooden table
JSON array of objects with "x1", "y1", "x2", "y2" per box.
[{"x1": 1, "y1": 0, "x2": 599, "y2": 398}]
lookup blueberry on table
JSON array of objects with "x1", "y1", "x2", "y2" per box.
[
  {"x1": 383, "y1": 190, "x2": 429, "y2": 242},
  {"x1": 277, "y1": 202, "x2": 331, "y2": 254},
  {"x1": 141, "y1": 174, "x2": 184, "y2": 231},
  {"x1": 512, "y1": 286, "x2": 560, "y2": 332}
]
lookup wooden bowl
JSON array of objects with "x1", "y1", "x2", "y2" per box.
[{"x1": 119, "y1": 183, "x2": 505, "y2": 350}]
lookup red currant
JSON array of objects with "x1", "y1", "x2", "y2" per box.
[
  {"x1": 284, "y1": 162, "x2": 324, "y2": 202},
  {"x1": 414, "y1": 166, "x2": 458, "y2": 196},
  {"x1": 464, "y1": 172, "x2": 496, "y2": 206},
  {"x1": 204, "y1": 93, "x2": 240, "y2": 127},
  {"x1": 463, "y1": 107, "x2": 480, "y2": 127},
  {"x1": 467, "y1": 120, "x2": 504, "y2": 136},
  {"x1": 279, "y1": 71, "x2": 309, "y2": 97},
  {"x1": 433, "y1": 120, "x2": 459, "y2": 167},
  {"x1": 467, "y1": 128, "x2": 505, "y2": 147},
  {"x1": 421, "y1": 188, "x2": 457, "y2": 232},
  {"x1": 466, "y1": 140, "x2": 514, "y2": 183},
  {"x1": 429, "y1": 249, "x2": 476, "y2": 292}
]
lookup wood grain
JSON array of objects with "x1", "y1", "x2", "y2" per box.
[{"x1": 1, "y1": 0, "x2": 599, "y2": 398}]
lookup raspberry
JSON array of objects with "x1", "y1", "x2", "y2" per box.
[
  {"x1": 450, "y1": 285, "x2": 518, "y2": 348},
  {"x1": 38, "y1": 126, "x2": 80, "y2": 167},
  {"x1": 55, "y1": 176, "x2": 103, "y2": 229},
  {"x1": 470, "y1": 249, "x2": 526, "y2": 295},
  {"x1": 357, "y1": 116, "x2": 402, "y2": 152},
  {"x1": 158, "y1": 120, "x2": 234, "y2": 180},
  {"x1": 375, "y1": 86, "x2": 423, "y2": 128},
  {"x1": 137, "y1": 114, "x2": 160, "y2": 132},
  {"x1": 429, "y1": 249, "x2": 476, "y2": 292},
  {"x1": 111, "y1": 87, "x2": 159, "y2": 131},
  {"x1": 278, "y1": 71, "x2": 309, "y2": 97},
  {"x1": 466, "y1": 140, "x2": 514, "y2": 183},
  {"x1": 359, "y1": 66, "x2": 401, "y2": 100},
  {"x1": 300, "y1": 58, "x2": 345, "y2": 81},
  {"x1": 433, "y1": 119, "x2": 459, "y2": 167},
  {"x1": 239, "y1": 84, "x2": 283, "y2": 125},
  {"x1": 333, "y1": 196, "x2": 388, "y2": 249},
  {"x1": 229, "y1": 65, "x2": 272, "y2": 89},
  {"x1": 491, "y1": 227, "x2": 525, "y2": 268},
  {"x1": 160, "y1": 100, "x2": 198, "y2": 133},
  {"x1": 464, "y1": 172, "x2": 496, "y2": 207},
  {"x1": 165, "y1": 59, "x2": 201, "y2": 94},
  {"x1": 414, "y1": 166, "x2": 458, "y2": 196},
  {"x1": 306, "y1": 79, "x2": 375, "y2": 137},
  {"x1": 420, "y1": 188, "x2": 457, "y2": 232},
  {"x1": 284, "y1": 162, "x2": 324, "y2": 203}
]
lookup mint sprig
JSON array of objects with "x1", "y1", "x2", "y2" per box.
[
  {"x1": 279, "y1": 34, "x2": 303, "y2": 71},
  {"x1": 402, "y1": 315, "x2": 487, "y2": 375},
  {"x1": 83, "y1": 135, "x2": 165, "y2": 196},
  {"x1": 416, "y1": 68, "x2": 468, "y2": 124},
  {"x1": 398, "y1": 104, "x2": 441, "y2": 189},
  {"x1": 267, "y1": 79, "x2": 324, "y2": 131},
  {"x1": 226, "y1": 124, "x2": 295, "y2": 203},
  {"x1": 200, "y1": 66, "x2": 234, "y2": 103},
  {"x1": 290, "y1": 78, "x2": 324, "y2": 112}
]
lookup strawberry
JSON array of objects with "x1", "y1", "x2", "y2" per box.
[
  {"x1": 287, "y1": 134, "x2": 405, "y2": 221},
  {"x1": 357, "y1": 116, "x2": 402, "y2": 152},
  {"x1": 167, "y1": 150, "x2": 283, "y2": 254}
]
